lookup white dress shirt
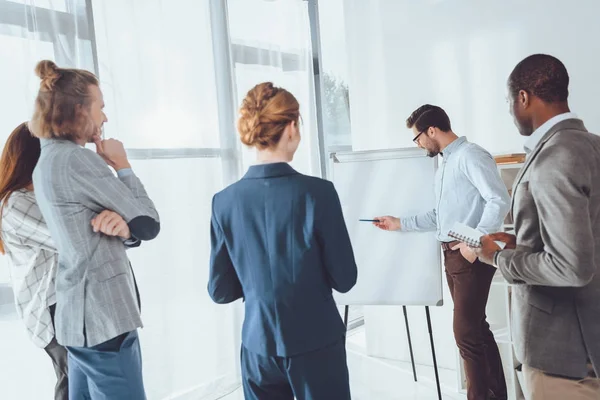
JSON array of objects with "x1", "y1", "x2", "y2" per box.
[{"x1": 524, "y1": 112, "x2": 579, "y2": 154}]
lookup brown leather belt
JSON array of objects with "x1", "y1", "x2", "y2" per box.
[{"x1": 441, "y1": 240, "x2": 461, "y2": 251}]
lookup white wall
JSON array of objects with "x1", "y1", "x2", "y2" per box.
[
  {"x1": 343, "y1": 0, "x2": 600, "y2": 373},
  {"x1": 344, "y1": 0, "x2": 600, "y2": 154}
]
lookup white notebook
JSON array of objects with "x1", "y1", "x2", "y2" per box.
[
  {"x1": 447, "y1": 222, "x2": 507, "y2": 249},
  {"x1": 448, "y1": 222, "x2": 484, "y2": 247}
]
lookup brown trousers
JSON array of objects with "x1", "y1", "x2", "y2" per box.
[{"x1": 444, "y1": 248, "x2": 507, "y2": 400}]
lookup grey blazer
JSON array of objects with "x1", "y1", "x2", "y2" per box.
[
  {"x1": 33, "y1": 139, "x2": 160, "y2": 347},
  {"x1": 497, "y1": 119, "x2": 600, "y2": 378}
]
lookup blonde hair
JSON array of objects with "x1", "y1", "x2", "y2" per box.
[
  {"x1": 30, "y1": 60, "x2": 99, "y2": 141},
  {"x1": 237, "y1": 82, "x2": 300, "y2": 149}
]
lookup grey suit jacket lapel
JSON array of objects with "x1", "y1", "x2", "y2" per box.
[{"x1": 510, "y1": 119, "x2": 587, "y2": 212}]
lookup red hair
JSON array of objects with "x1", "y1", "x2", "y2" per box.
[
  {"x1": 237, "y1": 82, "x2": 300, "y2": 149},
  {"x1": 0, "y1": 123, "x2": 41, "y2": 254}
]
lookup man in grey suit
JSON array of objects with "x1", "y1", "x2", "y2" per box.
[
  {"x1": 476, "y1": 54, "x2": 600, "y2": 399},
  {"x1": 30, "y1": 60, "x2": 160, "y2": 399}
]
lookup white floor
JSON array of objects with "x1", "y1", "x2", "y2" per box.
[
  {"x1": 221, "y1": 326, "x2": 466, "y2": 400},
  {"x1": 0, "y1": 311, "x2": 466, "y2": 400}
]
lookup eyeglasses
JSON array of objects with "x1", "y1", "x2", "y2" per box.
[{"x1": 413, "y1": 129, "x2": 427, "y2": 144}]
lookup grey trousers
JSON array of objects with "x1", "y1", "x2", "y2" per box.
[{"x1": 44, "y1": 304, "x2": 69, "y2": 400}]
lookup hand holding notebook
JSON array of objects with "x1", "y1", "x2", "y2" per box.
[{"x1": 447, "y1": 222, "x2": 506, "y2": 249}]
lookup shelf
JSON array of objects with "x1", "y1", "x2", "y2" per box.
[
  {"x1": 497, "y1": 162, "x2": 525, "y2": 170},
  {"x1": 494, "y1": 153, "x2": 526, "y2": 165}
]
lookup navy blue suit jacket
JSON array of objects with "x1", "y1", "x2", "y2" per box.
[{"x1": 208, "y1": 163, "x2": 357, "y2": 357}]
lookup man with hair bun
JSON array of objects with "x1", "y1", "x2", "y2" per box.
[{"x1": 30, "y1": 60, "x2": 160, "y2": 400}]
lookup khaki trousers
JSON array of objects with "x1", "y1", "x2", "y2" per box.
[{"x1": 523, "y1": 364, "x2": 600, "y2": 400}]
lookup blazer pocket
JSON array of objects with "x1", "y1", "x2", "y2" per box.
[
  {"x1": 90, "y1": 260, "x2": 127, "y2": 282},
  {"x1": 526, "y1": 289, "x2": 555, "y2": 314}
]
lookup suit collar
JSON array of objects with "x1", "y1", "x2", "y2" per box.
[
  {"x1": 242, "y1": 162, "x2": 299, "y2": 179},
  {"x1": 510, "y1": 118, "x2": 587, "y2": 211},
  {"x1": 524, "y1": 112, "x2": 578, "y2": 154},
  {"x1": 521, "y1": 118, "x2": 586, "y2": 170}
]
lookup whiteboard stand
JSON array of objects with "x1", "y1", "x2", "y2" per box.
[
  {"x1": 342, "y1": 304, "x2": 420, "y2": 383},
  {"x1": 344, "y1": 304, "x2": 442, "y2": 400},
  {"x1": 403, "y1": 306, "x2": 417, "y2": 382},
  {"x1": 331, "y1": 148, "x2": 443, "y2": 399},
  {"x1": 343, "y1": 305, "x2": 349, "y2": 327},
  {"x1": 426, "y1": 306, "x2": 443, "y2": 400}
]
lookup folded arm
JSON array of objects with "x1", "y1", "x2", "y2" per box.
[{"x1": 71, "y1": 149, "x2": 160, "y2": 242}]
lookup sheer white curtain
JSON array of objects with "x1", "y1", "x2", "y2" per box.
[
  {"x1": 0, "y1": 0, "x2": 95, "y2": 152},
  {"x1": 227, "y1": 0, "x2": 321, "y2": 177},
  {"x1": 0, "y1": 1, "x2": 96, "y2": 399},
  {"x1": 91, "y1": 0, "x2": 242, "y2": 399},
  {"x1": 0, "y1": 0, "x2": 244, "y2": 399},
  {"x1": 1, "y1": 1, "x2": 321, "y2": 399}
]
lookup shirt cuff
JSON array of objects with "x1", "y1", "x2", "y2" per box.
[
  {"x1": 123, "y1": 236, "x2": 141, "y2": 248},
  {"x1": 117, "y1": 168, "x2": 134, "y2": 178},
  {"x1": 493, "y1": 250, "x2": 501, "y2": 267},
  {"x1": 399, "y1": 217, "x2": 411, "y2": 232}
]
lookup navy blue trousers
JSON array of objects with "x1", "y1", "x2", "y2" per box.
[
  {"x1": 66, "y1": 330, "x2": 146, "y2": 400},
  {"x1": 241, "y1": 339, "x2": 351, "y2": 400}
]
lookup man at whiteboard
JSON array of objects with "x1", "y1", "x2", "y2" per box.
[
  {"x1": 476, "y1": 54, "x2": 600, "y2": 400},
  {"x1": 374, "y1": 104, "x2": 510, "y2": 400}
]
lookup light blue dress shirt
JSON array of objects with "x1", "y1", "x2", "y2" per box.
[
  {"x1": 116, "y1": 168, "x2": 133, "y2": 178},
  {"x1": 400, "y1": 137, "x2": 510, "y2": 242},
  {"x1": 115, "y1": 168, "x2": 139, "y2": 246}
]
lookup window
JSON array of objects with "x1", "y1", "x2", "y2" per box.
[
  {"x1": 0, "y1": 1, "x2": 357, "y2": 398},
  {"x1": 0, "y1": 0, "x2": 95, "y2": 146},
  {"x1": 0, "y1": 3, "x2": 96, "y2": 398},
  {"x1": 92, "y1": 0, "x2": 221, "y2": 149},
  {"x1": 0, "y1": 0, "x2": 94, "y2": 280},
  {"x1": 227, "y1": 0, "x2": 321, "y2": 177},
  {"x1": 312, "y1": 0, "x2": 362, "y2": 329},
  {"x1": 6, "y1": 0, "x2": 68, "y2": 12},
  {"x1": 89, "y1": 1, "x2": 242, "y2": 397},
  {"x1": 316, "y1": 0, "x2": 352, "y2": 151}
]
